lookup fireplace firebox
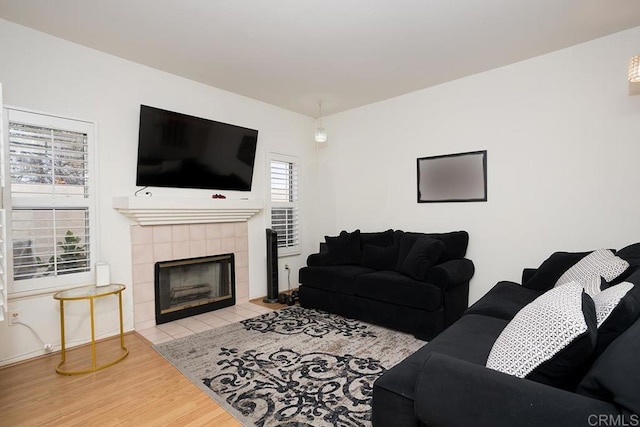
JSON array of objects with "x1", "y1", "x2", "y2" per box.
[{"x1": 154, "y1": 253, "x2": 235, "y2": 324}]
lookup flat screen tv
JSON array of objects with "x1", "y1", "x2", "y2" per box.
[{"x1": 136, "y1": 105, "x2": 258, "y2": 191}]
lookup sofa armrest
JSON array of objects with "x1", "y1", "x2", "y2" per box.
[
  {"x1": 415, "y1": 352, "x2": 620, "y2": 427},
  {"x1": 306, "y1": 242, "x2": 330, "y2": 266},
  {"x1": 307, "y1": 252, "x2": 330, "y2": 266},
  {"x1": 425, "y1": 258, "x2": 474, "y2": 290}
]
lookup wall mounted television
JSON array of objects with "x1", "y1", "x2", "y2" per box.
[{"x1": 136, "y1": 105, "x2": 258, "y2": 191}]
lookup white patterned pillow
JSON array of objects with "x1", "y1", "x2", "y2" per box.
[
  {"x1": 592, "y1": 282, "x2": 635, "y2": 327},
  {"x1": 486, "y1": 281, "x2": 597, "y2": 388},
  {"x1": 555, "y1": 249, "x2": 629, "y2": 296}
]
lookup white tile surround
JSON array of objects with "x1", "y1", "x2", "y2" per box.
[{"x1": 130, "y1": 222, "x2": 251, "y2": 331}]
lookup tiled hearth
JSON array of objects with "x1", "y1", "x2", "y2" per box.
[
  {"x1": 137, "y1": 302, "x2": 274, "y2": 344},
  {"x1": 130, "y1": 221, "x2": 250, "y2": 331}
]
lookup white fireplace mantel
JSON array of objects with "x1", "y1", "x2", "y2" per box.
[{"x1": 113, "y1": 196, "x2": 263, "y2": 226}]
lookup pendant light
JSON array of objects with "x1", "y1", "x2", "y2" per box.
[
  {"x1": 314, "y1": 101, "x2": 328, "y2": 143},
  {"x1": 629, "y1": 54, "x2": 640, "y2": 83}
]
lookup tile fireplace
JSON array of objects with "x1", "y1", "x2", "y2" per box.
[
  {"x1": 154, "y1": 253, "x2": 235, "y2": 324},
  {"x1": 130, "y1": 222, "x2": 250, "y2": 330},
  {"x1": 114, "y1": 196, "x2": 262, "y2": 331}
]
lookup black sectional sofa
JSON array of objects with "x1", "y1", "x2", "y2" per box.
[
  {"x1": 372, "y1": 243, "x2": 640, "y2": 427},
  {"x1": 298, "y1": 229, "x2": 474, "y2": 340}
]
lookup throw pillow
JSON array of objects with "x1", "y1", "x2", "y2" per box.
[
  {"x1": 582, "y1": 275, "x2": 606, "y2": 298},
  {"x1": 555, "y1": 249, "x2": 629, "y2": 296},
  {"x1": 486, "y1": 281, "x2": 597, "y2": 390},
  {"x1": 361, "y1": 244, "x2": 399, "y2": 271},
  {"x1": 610, "y1": 242, "x2": 640, "y2": 286},
  {"x1": 576, "y1": 317, "x2": 640, "y2": 416},
  {"x1": 617, "y1": 242, "x2": 640, "y2": 270},
  {"x1": 325, "y1": 230, "x2": 362, "y2": 265},
  {"x1": 593, "y1": 282, "x2": 635, "y2": 327},
  {"x1": 523, "y1": 251, "x2": 589, "y2": 292},
  {"x1": 360, "y1": 229, "x2": 394, "y2": 248},
  {"x1": 591, "y1": 281, "x2": 640, "y2": 357},
  {"x1": 397, "y1": 237, "x2": 445, "y2": 281}
]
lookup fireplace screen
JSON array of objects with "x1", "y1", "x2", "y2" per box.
[{"x1": 154, "y1": 253, "x2": 235, "y2": 324}]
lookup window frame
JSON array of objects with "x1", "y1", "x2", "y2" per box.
[
  {"x1": 267, "y1": 152, "x2": 300, "y2": 257},
  {"x1": 2, "y1": 107, "x2": 97, "y2": 296}
]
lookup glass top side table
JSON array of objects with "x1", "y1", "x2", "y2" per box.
[{"x1": 53, "y1": 284, "x2": 128, "y2": 375}]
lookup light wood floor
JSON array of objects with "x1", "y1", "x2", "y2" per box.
[
  {"x1": 0, "y1": 298, "x2": 294, "y2": 426},
  {"x1": 0, "y1": 332, "x2": 244, "y2": 426},
  {"x1": 0, "y1": 332, "x2": 242, "y2": 426}
]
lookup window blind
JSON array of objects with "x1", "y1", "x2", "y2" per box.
[
  {"x1": 5, "y1": 109, "x2": 95, "y2": 293},
  {"x1": 270, "y1": 158, "x2": 299, "y2": 255},
  {"x1": 0, "y1": 210, "x2": 6, "y2": 321},
  {"x1": 11, "y1": 208, "x2": 90, "y2": 280},
  {"x1": 0, "y1": 86, "x2": 5, "y2": 318},
  {"x1": 9, "y1": 123, "x2": 89, "y2": 198}
]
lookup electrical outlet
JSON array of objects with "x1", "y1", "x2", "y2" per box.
[
  {"x1": 44, "y1": 343, "x2": 54, "y2": 352},
  {"x1": 9, "y1": 310, "x2": 21, "y2": 326}
]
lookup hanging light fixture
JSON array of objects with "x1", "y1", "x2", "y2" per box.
[
  {"x1": 314, "y1": 100, "x2": 328, "y2": 143},
  {"x1": 629, "y1": 54, "x2": 640, "y2": 83}
]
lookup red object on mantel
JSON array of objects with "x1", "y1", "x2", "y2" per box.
[{"x1": 211, "y1": 194, "x2": 226, "y2": 199}]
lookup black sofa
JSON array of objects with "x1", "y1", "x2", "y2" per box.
[
  {"x1": 298, "y1": 229, "x2": 474, "y2": 340},
  {"x1": 372, "y1": 243, "x2": 640, "y2": 427}
]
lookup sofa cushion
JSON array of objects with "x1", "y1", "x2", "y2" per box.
[
  {"x1": 523, "y1": 251, "x2": 590, "y2": 292},
  {"x1": 592, "y1": 281, "x2": 640, "y2": 357},
  {"x1": 360, "y1": 229, "x2": 394, "y2": 248},
  {"x1": 486, "y1": 282, "x2": 597, "y2": 390},
  {"x1": 577, "y1": 316, "x2": 640, "y2": 416},
  {"x1": 555, "y1": 249, "x2": 629, "y2": 296},
  {"x1": 424, "y1": 231, "x2": 469, "y2": 262},
  {"x1": 355, "y1": 271, "x2": 442, "y2": 311},
  {"x1": 464, "y1": 281, "x2": 541, "y2": 320},
  {"x1": 298, "y1": 265, "x2": 376, "y2": 295},
  {"x1": 617, "y1": 242, "x2": 640, "y2": 270},
  {"x1": 325, "y1": 230, "x2": 362, "y2": 265},
  {"x1": 396, "y1": 231, "x2": 468, "y2": 269},
  {"x1": 397, "y1": 237, "x2": 445, "y2": 281},
  {"x1": 361, "y1": 244, "x2": 398, "y2": 271},
  {"x1": 374, "y1": 313, "x2": 509, "y2": 401}
]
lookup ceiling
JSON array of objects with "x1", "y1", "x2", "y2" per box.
[{"x1": 1, "y1": 0, "x2": 640, "y2": 117}]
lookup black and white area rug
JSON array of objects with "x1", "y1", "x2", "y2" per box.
[{"x1": 154, "y1": 306, "x2": 425, "y2": 427}]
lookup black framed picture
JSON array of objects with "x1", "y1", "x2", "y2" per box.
[{"x1": 417, "y1": 150, "x2": 487, "y2": 203}]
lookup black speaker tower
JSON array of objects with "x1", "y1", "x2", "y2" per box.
[{"x1": 264, "y1": 228, "x2": 279, "y2": 303}]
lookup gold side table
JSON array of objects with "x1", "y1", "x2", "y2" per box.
[{"x1": 53, "y1": 284, "x2": 129, "y2": 375}]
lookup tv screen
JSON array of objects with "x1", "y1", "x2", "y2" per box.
[{"x1": 136, "y1": 105, "x2": 258, "y2": 191}]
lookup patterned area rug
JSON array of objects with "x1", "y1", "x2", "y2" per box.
[{"x1": 154, "y1": 306, "x2": 425, "y2": 427}]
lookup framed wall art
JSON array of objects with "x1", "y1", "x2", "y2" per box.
[{"x1": 417, "y1": 150, "x2": 487, "y2": 203}]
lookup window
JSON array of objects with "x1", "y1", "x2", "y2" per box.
[
  {"x1": 0, "y1": 85, "x2": 5, "y2": 318},
  {"x1": 0, "y1": 209, "x2": 6, "y2": 321},
  {"x1": 3, "y1": 108, "x2": 95, "y2": 294},
  {"x1": 269, "y1": 153, "x2": 299, "y2": 256}
]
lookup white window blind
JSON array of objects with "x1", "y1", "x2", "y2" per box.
[
  {"x1": 0, "y1": 209, "x2": 6, "y2": 321},
  {"x1": 0, "y1": 84, "x2": 6, "y2": 319},
  {"x1": 270, "y1": 155, "x2": 299, "y2": 256},
  {"x1": 4, "y1": 109, "x2": 95, "y2": 294}
]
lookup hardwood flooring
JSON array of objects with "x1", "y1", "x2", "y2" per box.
[
  {"x1": 0, "y1": 298, "x2": 298, "y2": 426},
  {"x1": 0, "y1": 332, "x2": 241, "y2": 426}
]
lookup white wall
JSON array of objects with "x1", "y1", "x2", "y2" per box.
[
  {"x1": 2, "y1": 18, "x2": 638, "y2": 366},
  {"x1": 0, "y1": 18, "x2": 318, "y2": 365},
  {"x1": 319, "y1": 26, "x2": 640, "y2": 304}
]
